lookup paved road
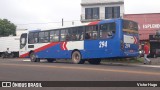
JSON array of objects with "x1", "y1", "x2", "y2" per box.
[{"x1": 0, "y1": 58, "x2": 160, "y2": 90}]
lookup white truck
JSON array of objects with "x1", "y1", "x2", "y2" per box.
[{"x1": 0, "y1": 36, "x2": 20, "y2": 58}]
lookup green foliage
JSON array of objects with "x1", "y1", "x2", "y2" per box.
[{"x1": 0, "y1": 19, "x2": 17, "y2": 36}]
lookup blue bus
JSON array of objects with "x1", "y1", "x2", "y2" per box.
[{"x1": 19, "y1": 19, "x2": 139, "y2": 64}]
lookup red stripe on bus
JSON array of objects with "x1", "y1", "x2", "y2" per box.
[
  {"x1": 20, "y1": 42, "x2": 60, "y2": 58},
  {"x1": 64, "y1": 42, "x2": 68, "y2": 50},
  {"x1": 60, "y1": 42, "x2": 64, "y2": 50},
  {"x1": 20, "y1": 52, "x2": 29, "y2": 58},
  {"x1": 88, "y1": 21, "x2": 100, "y2": 26},
  {"x1": 60, "y1": 42, "x2": 68, "y2": 50},
  {"x1": 133, "y1": 36, "x2": 137, "y2": 44},
  {"x1": 34, "y1": 42, "x2": 60, "y2": 53}
]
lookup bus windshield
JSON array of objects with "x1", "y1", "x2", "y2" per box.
[{"x1": 123, "y1": 20, "x2": 138, "y2": 34}]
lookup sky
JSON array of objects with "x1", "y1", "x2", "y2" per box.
[{"x1": 0, "y1": 0, "x2": 160, "y2": 29}]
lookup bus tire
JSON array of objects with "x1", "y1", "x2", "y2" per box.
[
  {"x1": 30, "y1": 52, "x2": 38, "y2": 62},
  {"x1": 47, "y1": 59, "x2": 55, "y2": 63},
  {"x1": 72, "y1": 51, "x2": 85, "y2": 64},
  {"x1": 88, "y1": 59, "x2": 101, "y2": 65}
]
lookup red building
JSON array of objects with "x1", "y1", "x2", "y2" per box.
[{"x1": 124, "y1": 13, "x2": 160, "y2": 44}]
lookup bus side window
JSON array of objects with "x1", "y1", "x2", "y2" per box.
[
  {"x1": 100, "y1": 31, "x2": 108, "y2": 39},
  {"x1": 44, "y1": 32, "x2": 49, "y2": 43},
  {"x1": 93, "y1": 34, "x2": 97, "y2": 39},
  {"x1": 71, "y1": 28, "x2": 77, "y2": 41},
  {"x1": 77, "y1": 27, "x2": 84, "y2": 41},
  {"x1": 109, "y1": 23, "x2": 116, "y2": 37},
  {"x1": 28, "y1": 33, "x2": 34, "y2": 44},
  {"x1": 85, "y1": 25, "x2": 98, "y2": 40},
  {"x1": 34, "y1": 33, "x2": 39, "y2": 43},
  {"x1": 60, "y1": 29, "x2": 68, "y2": 41},
  {"x1": 85, "y1": 33, "x2": 90, "y2": 39},
  {"x1": 50, "y1": 30, "x2": 60, "y2": 42},
  {"x1": 67, "y1": 26, "x2": 84, "y2": 41},
  {"x1": 72, "y1": 34, "x2": 77, "y2": 41},
  {"x1": 55, "y1": 30, "x2": 60, "y2": 42},
  {"x1": 79, "y1": 32, "x2": 84, "y2": 40},
  {"x1": 99, "y1": 23, "x2": 116, "y2": 39},
  {"x1": 39, "y1": 32, "x2": 45, "y2": 43},
  {"x1": 50, "y1": 31, "x2": 54, "y2": 42},
  {"x1": 65, "y1": 34, "x2": 70, "y2": 41}
]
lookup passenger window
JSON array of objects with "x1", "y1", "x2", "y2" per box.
[
  {"x1": 77, "y1": 27, "x2": 84, "y2": 41},
  {"x1": 34, "y1": 33, "x2": 39, "y2": 43},
  {"x1": 71, "y1": 28, "x2": 78, "y2": 41},
  {"x1": 39, "y1": 32, "x2": 49, "y2": 43},
  {"x1": 50, "y1": 30, "x2": 59, "y2": 42},
  {"x1": 28, "y1": 33, "x2": 34, "y2": 44},
  {"x1": 60, "y1": 29, "x2": 68, "y2": 41},
  {"x1": 85, "y1": 25, "x2": 98, "y2": 40},
  {"x1": 70, "y1": 27, "x2": 84, "y2": 41},
  {"x1": 99, "y1": 22, "x2": 116, "y2": 39},
  {"x1": 44, "y1": 32, "x2": 49, "y2": 43},
  {"x1": 39, "y1": 32, "x2": 45, "y2": 43}
]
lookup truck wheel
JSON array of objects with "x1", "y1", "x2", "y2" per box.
[
  {"x1": 72, "y1": 51, "x2": 85, "y2": 64},
  {"x1": 47, "y1": 59, "x2": 56, "y2": 63},
  {"x1": 88, "y1": 59, "x2": 101, "y2": 65},
  {"x1": 30, "y1": 52, "x2": 38, "y2": 62},
  {"x1": 1, "y1": 53, "x2": 5, "y2": 58}
]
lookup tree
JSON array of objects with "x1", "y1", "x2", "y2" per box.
[{"x1": 0, "y1": 19, "x2": 17, "y2": 36}]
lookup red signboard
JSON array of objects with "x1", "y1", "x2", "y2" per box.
[{"x1": 124, "y1": 13, "x2": 160, "y2": 40}]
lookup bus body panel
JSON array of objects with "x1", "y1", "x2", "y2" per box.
[
  {"x1": 19, "y1": 19, "x2": 139, "y2": 60},
  {"x1": 22, "y1": 40, "x2": 121, "y2": 59},
  {"x1": 123, "y1": 34, "x2": 139, "y2": 57},
  {"x1": 121, "y1": 20, "x2": 139, "y2": 57},
  {"x1": 82, "y1": 39, "x2": 120, "y2": 59}
]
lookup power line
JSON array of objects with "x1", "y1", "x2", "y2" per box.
[{"x1": 16, "y1": 20, "x2": 81, "y2": 25}]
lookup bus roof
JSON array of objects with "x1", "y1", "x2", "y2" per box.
[
  {"x1": 29, "y1": 30, "x2": 41, "y2": 33},
  {"x1": 29, "y1": 18, "x2": 123, "y2": 32}
]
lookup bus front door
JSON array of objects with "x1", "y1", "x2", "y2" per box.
[{"x1": 19, "y1": 33, "x2": 28, "y2": 58}]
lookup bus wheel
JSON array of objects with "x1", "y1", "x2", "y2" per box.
[
  {"x1": 72, "y1": 51, "x2": 85, "y2": 64},
  {"x1": 47, "y1": 59, "x2": 56, "y2": 63},
  {"x1": 88, "y1": 59, "x2": 101, "y2": 65},
  {"x1": 30, "y1": 52, "x2": 37, "y2": 62}
]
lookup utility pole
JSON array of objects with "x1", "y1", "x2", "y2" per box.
[
  {"x1": 72, "y1": 21, "x2": 74, "y2": 25},
  {"x1": 62, "y1": 18, "x2": 64, "y2": 27}
]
